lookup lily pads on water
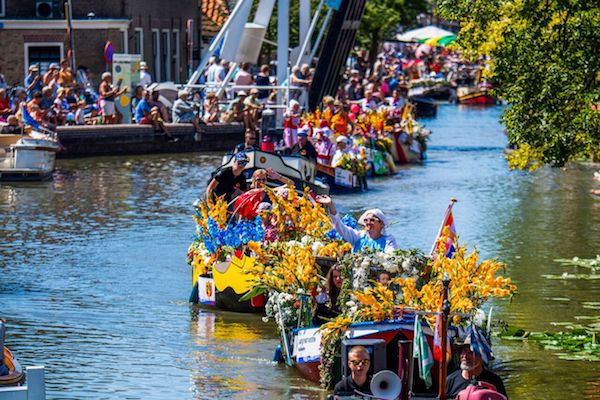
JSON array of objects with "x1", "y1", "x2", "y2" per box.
[
  {"x1": 554, "y1": 255, "x2": 600, "y2": 270},
  {"x1": 498, "y1": 320, "x2": 600, "y2": 361}
]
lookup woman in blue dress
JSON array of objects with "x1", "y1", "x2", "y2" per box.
[{"x1": 316, "y1": 195, "x2": 398, "y2": 253}]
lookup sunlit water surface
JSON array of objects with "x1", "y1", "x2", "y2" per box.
[{"x1": 1, "y1": 104, "x2": 599, "y2": 399}]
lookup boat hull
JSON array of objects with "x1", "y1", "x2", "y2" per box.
[
  {"x1": 315, "y1": 164, "x2": 366, "y2": 194},
  {"x1": 457, "y1": 90, "x2": 497, "y2": 105},
  {"x1": 0, "y1": 133, "x2": 59, "y2": 182},
  {"x1": 0, "y1": 347, "x2": 25, "y2": 386}
]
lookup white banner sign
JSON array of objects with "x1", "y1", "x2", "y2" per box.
[
  {"x1": 334, "y1": 168, "x2": 354, "y2": 188},
  {"x1": 293, "y1": 327, "x2": 322, "y2": 364},
  {"x1": 198, "y1": 276, "x2": 216, "y2": 305}
]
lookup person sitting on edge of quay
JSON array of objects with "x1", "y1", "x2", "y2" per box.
[
  {"x1": 172, "y1": 90, "x2": 202, "y2": 134},
  {"x1": 203, "y1": 92, "x2": 220, "y2": 123},
  {"x1": 224, "y1": 91, "x2": 247, "y2": 124},
  {"x1": 205, "y1": 151, "x2": 249, "y2": 202},
  {"x1": 25, "y1": 65, "x2": 43, "y2": 100},
  {"x1": 0, "y1": 115, "x2": 24, "y2": 135},
  {"x1": 243, "y1": 88, "x2": 263, "y2": 131},
  {"x1": 99, "y1": 72, "x2": 127, "y2": 124},
  {"x1": 446, "y1": 336, "x2": 508, "y2": 399},
  {"x1": 333, "y1": 345, "x2": 373, "y2": 397},
  {"x1": 290, "y1": 128, "x2": 318, "y2": 162},
  {"x1": 316, "y1": 195, "x2": 398, "y2": 253},
  {"x1": 234, "y1": 128, "x2": 259, "y2": 153}
]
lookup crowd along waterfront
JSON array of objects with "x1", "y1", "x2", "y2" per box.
[{"x1": 1, "y1": 105, "x2": 599, "y2": 399}]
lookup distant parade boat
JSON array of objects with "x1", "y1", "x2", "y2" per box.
[
  {"x1": 0, "y1": 126, "x2": 59, "y2": 181},
  {"x1": 456, "y1": 86, "x2": 498, "y2": 105}
]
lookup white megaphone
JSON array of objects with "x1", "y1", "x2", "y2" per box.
[{"x1": 370, "y1": 370, "x2": 402, "y2": 400}]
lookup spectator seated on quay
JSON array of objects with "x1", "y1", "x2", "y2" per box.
[
  {"x1": 57, "y1": 58, "x2": 76, "y2": 88},
  {"x1": 254, "y1": 64, "x2": 272, "y2": 104},
  {"x1": 25, "y1": 64, "x2": 43, "y2": 100},
  {"x1": 42, "y1": 63, "x2": 60, "y2": 91},
  {"x1": 203, "y1": 92, "x2": 220, "y2": 123},
  {"x1": 243, "y1": 88, "x2": 263, "y2": 130},
  {"x1": 224, "y1": 91, "x2": 247, "y2": 123},
  {"x1": 10, "y1": 87, "x2": 27, "y2": 115},
  {"x1": 0, "y1": 115, "x2": 24, "y2": 135},
  {"x1": 135, "y1": 89, "x2": 152, "y2": 125},
  {"x1": 75, "y1": 100, "x2": 86, "y2": 125},
  {"x1": 0, "y1": 89, "x2": 11, "y2": 120},
  {"x1": 149, "y1": 90, "x2": 169, "y2": 122},
  {"x1": 172, "y1": 90, "x2": 202, "y2": 134}
]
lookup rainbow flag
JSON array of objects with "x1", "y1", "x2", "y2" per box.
[{"x1": 430, "y1": 199, "x2": 457, "y2": 258}]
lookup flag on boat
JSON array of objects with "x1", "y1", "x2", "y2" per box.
[
  {"x1": 21, "y1": 104, "x2": 40, "y2": 129},
  {"x1": 433, "y1": 308, "x2": 452, "y2": 363},
  {"x1": 468, "y1": 323, "x2": 494, "y2": 364},
  {"x1": 413, "y1": 316, "x2": 434, "y2": 388},
  {"x1": 430, "y1": 198, "x2": 457, "y2": 258}
]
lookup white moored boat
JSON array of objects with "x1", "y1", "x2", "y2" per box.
[{"x1": 0, "y1": 127, "x2": 59, "y2": 181}]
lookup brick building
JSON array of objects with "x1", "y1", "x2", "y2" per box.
[{"x1": 0, "y1": 0, "x2": 201, "y2": 86}]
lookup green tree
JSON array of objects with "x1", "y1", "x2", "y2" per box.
[
  {"x1": 357, "y1": 0, "x2": 429, "y2": 67},
  {"x1": 436, "y1": 0, "x2": 600, "y2": 168}
]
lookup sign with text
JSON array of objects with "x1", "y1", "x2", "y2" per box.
[
  {"x1": 334, "y1": 167, "x2": 354, "y2": 188},
  {"x1": 293, "y1": 327, "x2": 322, "y2": 364},
  {"x1": 112, "y1": 54, "x2": 141, "y2": 123}
]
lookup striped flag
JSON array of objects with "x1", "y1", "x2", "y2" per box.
[
  {"x1": 433, "y1": 309, "x2": 452, "y2": 363},
  {"x1": 430, "y1": 199, "x2": 457, "y2": 258},
  {"x1": 468, "y1": 323, "x2": 494, "y2": 364},
  {"x1": 413, "y1": 316, "x2": 434, "y2": 388}
]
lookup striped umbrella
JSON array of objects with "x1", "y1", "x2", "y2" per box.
[{"x1": 419, "y1": 34, "x2": 457, "y2": 47}]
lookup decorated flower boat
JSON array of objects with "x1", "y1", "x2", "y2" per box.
[
  {"x1": 238, "y1": 201, "x2": 517, "y2": 398},
  {"x1": 0, "y1": 346, "x2": 24, "y2": 386},
  {"x1": 219, "y1": 149, "x2": 330, "y2": 195},
  {"x1": 187, "y1": 187, "x2": 352, "y2": 312}
]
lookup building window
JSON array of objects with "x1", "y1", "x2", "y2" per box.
[
  {"x1": 172, "y1": 29, "x2": 180, "y2": 83},
  {"x1": 152, "y1": 29, "x2": 160, "y2": 82},
  {"x1": 134, "y1": 28, "x2": 144, "y2": 58},
  {"x1": 0, "y1": 0, "x2": 5, "y2": 17},
  {"x1": 120, "y1": 29, "x2": 129, "y2": 54},
  {"x1": 161, "y1": 29, "x2": 170, "y2": 82},
  {"x1": 24, "y1": 42, "x2": 63, "y2": 77}
]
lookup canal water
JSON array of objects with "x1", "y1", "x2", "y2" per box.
[{"x1": 1, "y1": 105, "x2": 599, "y2": 399}]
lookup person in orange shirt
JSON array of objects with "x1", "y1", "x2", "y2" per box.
[
  {"x1": 331, "y1": 100, "x2": 350, "y2": 135},
  {"x1": 57, "y1": 59, "x2": 75, "y2": 88}
]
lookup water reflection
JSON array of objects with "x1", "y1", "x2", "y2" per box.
[{"x1": 1, "y1": 105, "x2": 599, "y2": 398}]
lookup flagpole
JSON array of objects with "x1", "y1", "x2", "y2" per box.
[
  {"x1": 438, "y1": 273, "x2": 451, "y2": 400},
  {"x1": 430, "y1": 198, "x2": 457, "y2": 256}
]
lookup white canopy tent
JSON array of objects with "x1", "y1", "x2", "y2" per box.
[{"x1": 396, "y1": 25, "x2": 455, "y2": 42}]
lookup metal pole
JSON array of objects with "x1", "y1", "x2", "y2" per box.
[
  {"x1": 309, "y1": 7, "x2": 332, "y2": 62},
  {"x1": 276, "y1": 0, "x2": 290, "y2": 125},
  {"x1": 294, "y1": 0, "x2": 324, "y2": 67},
  {"x1": 438, "y1": 273, "x2": 451, "y2": 400},
  {"x1": 65, "y1": 0, "x2": 76, "y2": 68},
  {"x1": 187, "y1": 19, "x2": 194, "y2": 80}
]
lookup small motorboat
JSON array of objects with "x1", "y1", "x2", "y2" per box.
[
  {"x1": 0, "y1": 346, "x2": 25, "y2": 386},
  {"x1": 0, "y1": 126, "x2": 59, "y2": 181},
  {"x1": 456, "y1": 87, "x2": 498, "y2": 105},
  {"x1": 220, "y1": 149, "x2": 330, "y2": 195}
]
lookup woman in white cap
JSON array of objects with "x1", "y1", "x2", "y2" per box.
[
  {"x1": 316, "y1": 195, "x2": 398, "y2": 253},
  {"x1": 332, "y1": 135, "x2": 350, "y2": 167}
]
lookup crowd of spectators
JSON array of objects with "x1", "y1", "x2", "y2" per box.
[{"x1": 0, "y1": 41, "x2": 478, "y2": 137}]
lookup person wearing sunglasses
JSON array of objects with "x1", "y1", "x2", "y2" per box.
[
  {"x1": 316, "y1": 195, "x2": 398, "y2": 253},
  {"x1": 334, "y1": 345, "x2": 373, "y2": 396},
  {"x1": 206, "y1": 152, "x2": 249, "y2": 202}
]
